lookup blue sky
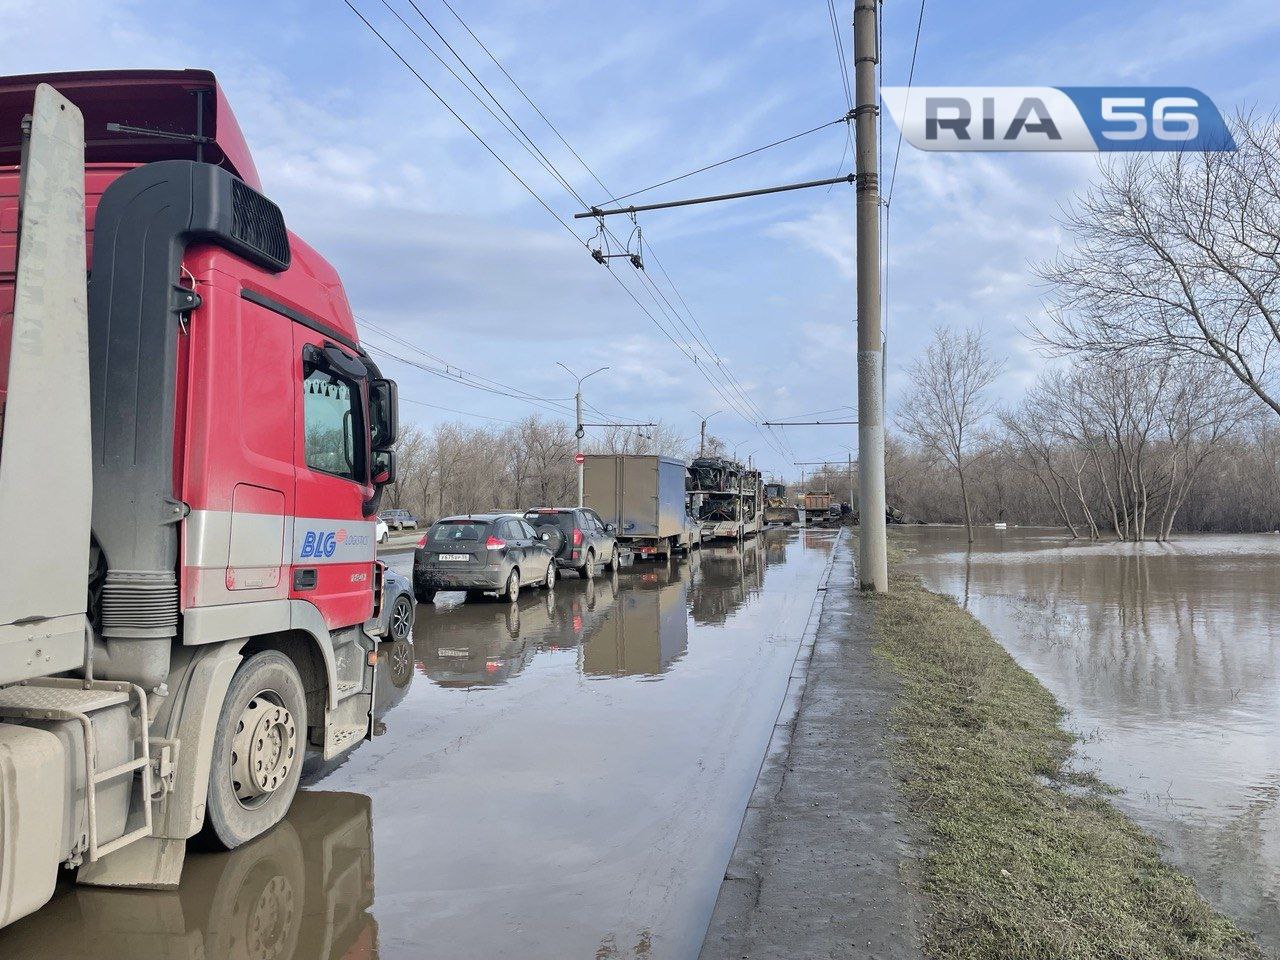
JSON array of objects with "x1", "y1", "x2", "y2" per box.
[{"x1": 6, "y1": 0, "x2": 1280, "y2": 478}]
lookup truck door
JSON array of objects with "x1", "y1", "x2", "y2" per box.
[{"x1": 291, "y1": 327, "x2": 375, "y2": 628}]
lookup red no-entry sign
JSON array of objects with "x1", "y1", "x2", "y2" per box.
[{"x1": 574, "y1": 453, "x2": 585, "y2": 465}]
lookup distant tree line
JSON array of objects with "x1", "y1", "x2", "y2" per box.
[
  {"x1": 886, "y1": 114, "x2": 1280, "y2": 541},
  {"x1": 379, "y1": 415, "x2": 696, "y2": 522}
]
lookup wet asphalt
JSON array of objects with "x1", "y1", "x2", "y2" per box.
[{"x1": 0, "y1": 527, "x2": 839, "y2": 960}]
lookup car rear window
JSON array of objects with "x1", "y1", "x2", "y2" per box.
[
  {"x1": 429, "y1": 520, "x2": 488, "y2": 542},
  {"x1": 524, "y1": 511, "x2": 576, "y2": 533}
]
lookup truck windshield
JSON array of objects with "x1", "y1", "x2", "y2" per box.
[{"x1": 429, "y1": 521, "x2": 486, "y2": 542}]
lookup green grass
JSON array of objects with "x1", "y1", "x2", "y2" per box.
[{"x1": 870, "y1": 549, "x2": 1262, "y2": 960}]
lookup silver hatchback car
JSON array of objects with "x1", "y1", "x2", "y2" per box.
[{"x1": 413, "y1": 513, "x2": 556, "y2": 603}]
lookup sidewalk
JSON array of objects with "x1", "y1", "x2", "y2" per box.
[{"x1": 699, "y1": 535, "x2": 924, "y2": 960}]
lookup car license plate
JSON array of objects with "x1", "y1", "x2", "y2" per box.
[{"x1": 438, "y1": 553, "x2": 470, "y2": 562}]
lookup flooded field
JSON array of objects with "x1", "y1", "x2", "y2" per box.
[
  {"x1": 0, "y1": 528, "x2": 836, "y2": 960},
  {"x1": 900, "y1": 526, "x2": 1280, "y2": 955}
]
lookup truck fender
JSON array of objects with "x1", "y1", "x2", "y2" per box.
[
  {"x1": 159, "y1": 640, "x2": 247, "y2": 840},
  {"x1": 288, "y1": 600, "x2": 340, "y2": 710}
]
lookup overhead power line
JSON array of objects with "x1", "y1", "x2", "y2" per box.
[
  {"x1": 344, "y1": 0, "x2": 792, "y2": 465},
  {"x1": 598, "y1": 115, "x2": 849, "y2": 207},
  {"x1": 825, "y1": 0, "x2": 854, "y2": 110},
  {"x1": 399, "y1": 395, "x2": 518, "y2": 423},
  {"x1": 886, "y1": 0, "x2": 926, "y2": 207}
]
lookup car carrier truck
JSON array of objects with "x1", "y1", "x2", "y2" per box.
[{"x1": 0, "y1": 70, "x2": 400, "y2": 929}]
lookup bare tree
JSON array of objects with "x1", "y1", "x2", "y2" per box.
[
  {"x1": 1036, "y1": 114, "x2": 1280, "y2": 419},
  {"x1": 897, "y1": 326, "x2": 1004, "y2": 541}
]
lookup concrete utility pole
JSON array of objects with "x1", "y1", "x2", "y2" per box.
[
  {"x1": 853, "y1": 0, "x2": 888, "y2": 591},
  {"x1": 693, "y1": 409, "x2": 721, "y2": 457},
  {"x1": 558, "y1": 362, "x2": 609, "y2": 507}
]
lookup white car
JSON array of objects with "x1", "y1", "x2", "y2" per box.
[{"x1": 376, "y1": 518, "x2": 389, "y2": 543}]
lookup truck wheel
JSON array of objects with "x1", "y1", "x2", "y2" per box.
[
  {"x1": 582, "y1": 551, "x2": 596, "y2": 579},
  {"x1": 205, "y1": 650, "x2": 307, "y2": 850}
]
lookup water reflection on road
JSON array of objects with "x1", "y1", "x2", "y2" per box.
[
  {"x1": 0, "y1": 527, "x2": 834, "y2": 960},
  {"x1": 901, "y1": 526, "x2": 1280, "y2": 953}
]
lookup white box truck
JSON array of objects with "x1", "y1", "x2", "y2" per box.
[{"x1": 583, "y1": 454, "x2": 698, "y2": 560}]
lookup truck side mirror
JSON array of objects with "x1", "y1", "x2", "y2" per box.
[
  {"x1": 372, "y1": 449, "x2": 396, "y2": 486},
  {"x1": 370, "y1": 378, "x2": 398, "y2": 450}
]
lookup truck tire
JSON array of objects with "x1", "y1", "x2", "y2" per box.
[{"x1": 205, "y1": 650, "x2": 307, "y2": 850}]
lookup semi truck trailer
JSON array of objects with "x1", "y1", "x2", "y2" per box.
[{"x1": 0, "y1": 71, "x2": 400, "y2": 929}]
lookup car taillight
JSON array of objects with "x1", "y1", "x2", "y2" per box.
[
  {"x1": 572, "y1": 528, "x2": 583, "y2": 546},
  {"x1": 416, "y1": 534, "x2": 427, "y2": 547},
  {"x1": 485, "y1": 535, "x2": 506, "y2": 549}
]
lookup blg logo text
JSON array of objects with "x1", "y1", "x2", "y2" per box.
[{"x1": 881, "y1": 87, "x2": 1235, "y2": 152}]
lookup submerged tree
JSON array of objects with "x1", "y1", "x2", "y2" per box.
[{"x1": 897, "y1": 326, "x2": 1004, "y2": 542}]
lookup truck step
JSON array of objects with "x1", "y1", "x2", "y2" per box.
[{"x1": 0, "y1": 683, "x2": 129, "y2": 713}]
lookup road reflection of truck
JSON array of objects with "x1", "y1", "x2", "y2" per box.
[
  {"x1": 762, "y1": 482, "x2": 799, "y2": 526},
  {"x1": 583, "y1": 565, "x2": 689, "y2": 677},
  {"x1": 689, "y1": 540, "x2": 763, "y2": 625},
  {"x1": 0, "y1": 72, "x2": 401, "y2": 929},
  {"x1": 584, "y1": 454, "x2": 695, "y2": 560},
  {"x1": 0, "y1": 790, "x2": 377, "y2": 960}
]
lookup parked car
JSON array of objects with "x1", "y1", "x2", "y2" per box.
[
  {"x1": 376, "y1": 517, "x2": 389, "y2": 543},
  {"x1": 369, "y1": 564, "x2": 415, "y2": 641},
  {"x1": 414, "y1": 513, "x2": 555, "y2": 603},
  {"x1": 523, "y1": 507, "x2": 619, "y2": 578},
  {"x1": 381, "y1": 508, "x2": 418, "y2": 530}
]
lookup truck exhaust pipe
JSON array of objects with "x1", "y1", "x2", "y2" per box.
[{"x1": 87, "y1": 159, "x2": 290, "y2": 688}]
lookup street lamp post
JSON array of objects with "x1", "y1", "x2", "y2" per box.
[
  {"x1": 692, "y1": 409, "x2": 722, "y2": 457},
  {"x1": 558, "y1": 362, "x2": 609, "y2": 507}
]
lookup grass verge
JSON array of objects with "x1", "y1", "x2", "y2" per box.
[{"x1": 871, "y1": 553, "x2": 1262, "y2": 960}]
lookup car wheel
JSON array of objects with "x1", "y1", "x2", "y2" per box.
[
  {"x1": 414, "y1": 584, "x2": 436, "y2": 604},
  {"x1": 204, "y1": 651, "x2": 306, "y2": 850},
  {"x1": 544, "y1": 563, "x2": 556, "y2": 590},
  {"x1": 604, "y1": 548, "x2": 617, "y2": 572},
  {"x1": 388, "y1": 594, "x2": 414, "y2": 640},
  {"x1": 582, "y1": 551, "x2": 596, "y2": 579},
  {"x1": 505, "y1": 569, "x2": 520, "y2": 602}
]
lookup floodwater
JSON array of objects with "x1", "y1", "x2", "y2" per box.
[
  {"x1": 901, "y1": 526, "x2": 1280, "y2": 954},
  {"x1": 0, "y1": 527, "x2": 836, "y2": 960}
]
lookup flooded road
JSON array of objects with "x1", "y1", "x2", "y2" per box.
[
  {"x1": 1, "y1": 528, "x2": 836, "y2": 960},
  {"x1": 900, "y1": 526, "x2": 1280, "y2": 954}
]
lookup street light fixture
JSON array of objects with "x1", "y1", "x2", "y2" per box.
[
  {"x1": 558, "y1": 362, "x2": 610, "y2": 506},
  {"x1": 692, "y1": 409, "x2": 722, "y2": 457}
]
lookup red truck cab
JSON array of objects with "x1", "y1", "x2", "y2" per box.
[{"x1": 0, "y1": 72, "x2": 400, "y2": 923}]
